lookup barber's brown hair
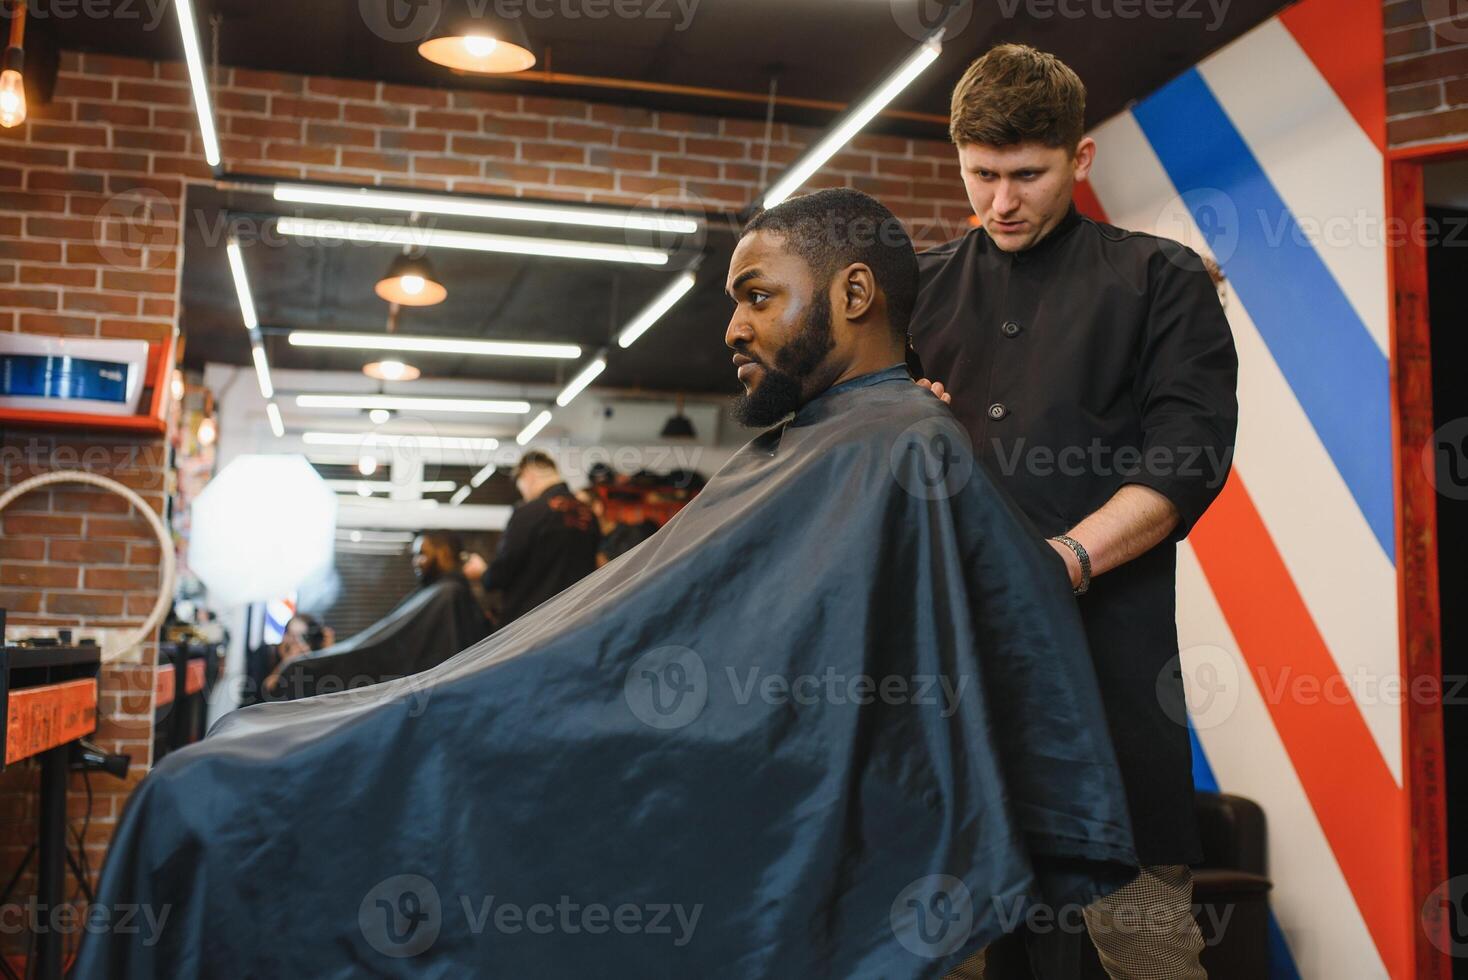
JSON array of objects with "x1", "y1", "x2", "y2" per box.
[{"x1": 949, "y1": 43, "x2": 1086, "y2": 150}]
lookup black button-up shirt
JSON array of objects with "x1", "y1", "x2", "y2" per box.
[
  {"x1": 485, "y1": 482, "x2": 600, "y2": 625},
  {"x1": 911, "y1": 206, "x2": 1238, "y2": 864}
]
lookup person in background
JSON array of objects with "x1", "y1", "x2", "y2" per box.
[
  {"x1": 576, "y1": 486, "x2": 659, "y2": 567},
  {"x1": 252, "y1": 612, "x2": 333, "y2": 703},
  {"x1": 463, "y1": 451, "x2": 599, "y2": 625}
]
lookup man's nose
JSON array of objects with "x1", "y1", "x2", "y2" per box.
[
  {"x1": 992, "y1": 182, "x2": 1019, "y2": 215},
  {"x1": 725, "y1": 313, "x2": 753, "y2": 351}
]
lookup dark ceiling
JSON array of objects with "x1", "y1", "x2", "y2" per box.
[
  {"x1": 181, "y1": 185, "x2": 745, "y2": 394},
  {"x1": 50, "y1": 0, "x2": 1292, "y2": 139}
]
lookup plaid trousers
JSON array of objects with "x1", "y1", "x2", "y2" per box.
[{"x1": 944, "y1": 865, "x2": 1207, "y2": 980}]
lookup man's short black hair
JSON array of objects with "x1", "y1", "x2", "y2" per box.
[
  {"x1": 742, "y1": 188, "x2": 919, "y2": 337},
  {"x1": 417, "y1": 530, "x2": 463, "y2": 554}
]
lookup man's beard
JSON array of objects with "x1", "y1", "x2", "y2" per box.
[{"x1": 733, "y1": 291, "x2": 834, "y2": 428}]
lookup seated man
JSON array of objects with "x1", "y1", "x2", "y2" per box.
[
  {"x1": 78, "y1": 190, "x2": 1134, "y2": 979},
  {"x1": 268, "y1": 531, "x2": 489, "y2": 700}
]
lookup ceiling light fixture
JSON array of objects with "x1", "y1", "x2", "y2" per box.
[
  {"x1": 362, "y1": 359, "x2": 422, "y2": 382},
  {"x1": 265, "y1": 402, "x2": 284, "y2": 438},
  {"x1": 516, "y1": 409, "x2": 552, "y2": 446},
  {"x1": 469, "y1": 462, "x2": 496, "y2": 488},
  {"x1": 302, "y1": 431, "x2": 499, "y2": 452},
  {"x1": 368, "y1": 408, "x2": 392, "y2": 425},
  {"x1": 295, "y1": 394, "x2": 531, "y2": 415},
  {"x1": 288, "y1": 331, "x2": 581, "y2": 360},
  {"x1": 276, "y1": 217, "x2": 670, "y2": 266},
  {"x1": 357, "y1": 456, "x2": 378, "y2": 476},
  {"x1": 172, "y1": 0, "x2": 221, "y2": 166},
  {"x1": 225, "y1": 239, "x2": 258, "y2": 330},
  {"x1": 616, "y1": 270, "x2": 698, "y2": 349},
  {"x1": 272, "y1": 183, "x2": 700, "y2": 235},
  {"x1": 418, "y1": 7, "x2": 536, "y2": 74},
  {"x1": 762, "y1": 33, "x2": 944, "y2": 209},
  {"x1": 251, "y1": 343, "x2": 274, "y2": 399},
  {"x1": 375, "y1": 252, "x2": 447, "y2": 306},
  {"x1": 555, "y1": 356, "x2": 607, "y2": 408},
  {"x1": 0, "y1": 0, "x2": 27, "y2": 129},
  {"x1": 449, "y1": 485, "x2": 472, "y2": 506}
]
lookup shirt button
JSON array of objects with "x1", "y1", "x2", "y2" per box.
[
  {"x1": 988, "y1": 403, "x2": 1008, "y2": 421},
  {"x1": 1001, "y1": 320, "x2": 1022, "y2": 338}
]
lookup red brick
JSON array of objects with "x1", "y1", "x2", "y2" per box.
[
  {"x1": 0, "y1": 287, "x2": 58, "y2": 309},
  {"x1": 103, "y1": 175, "x2": 183, "y2": 199},
  {"x1": 590, "y1": 104, "x2": 655, "y2": 128},
  {"x1": 1386, "y1": 26, "x2": 1434, "y2": 59},
  {"x1": 25, "y1": 170, "x2": 106, "y2": 193},
  {"x1": 129, "y1": 542, "x2": 163, "y2": 565},
  {"x1": 307, "y1": 76, "x2": 381, "y2": 101},
  {"x1": 852, "y1": 133, "x2": 912, "y2": 155},
  {"x1": 0, "y1": 589, "x2": 41, "y2": 613},
  {"x1": 1384, "y1": 1, "x2": 1424, "y2": 28},
  {"x1": 16, "y1": 313, "x2": 93, "y2": 336},
  {"x1": 53, "y1": 75, "x2": 116, "y2": 101},
  {"x1": 685, "y1": 180, "x2": 748, "y2": 204},
  {"x1": 1389, "y1": 107, "x2": 1468, "y2": 144},
  {"x1": 85, "y1": 568, "x2": 161, "y2": 591},
  {"x1": 0, "y1": 189, "x2": 67, "y2": 212},
  {"x1": 1390, "y1": 82, "x2": 1445, "y2": 116},
  {"x1": 382, "y1": 83, "x2": 449, "y2": 108},
  {"x1": 413, "y1": 155, "x2": 481, "y2": 177},
  {"x1": 100, "y1": 269, "x2": 177, "y2": 294},
  {"x1": 269, "y1": 143, "x2": 340, "y2": 166},
  {"x1": 449, "y1": 135, "x2": 516, "y2": 158},
  {"x1": 482, "y1": 117, "x2": 549, "y2": 140},
  {"x1": 306, "y1": 123, "x2": 376, "y2": 148},
  {"x1": 29, "y1": 123, "x2": 109, "y2": 147},
  {"x1": 232, "y1": 68, "x2": 304, "y2": 94},
  {"x1": 450, "y1": 90, "x2": 520, "y2": 113},
  {"x1": 80, "y1": 54, "x2": 155, "y2": 79},
  {"x1": 684, "y1": 137, "x2": 745, "y2": 159},
  {"x1": 98, "y1": 319, "x2": 172, "y2": 343},
  {"x1": 344, "y1": 104, "x2": 413, "y2": 127},
  {"x1": 380, "y1": 130, "x2": 448, "y2": 153},
  {"x1": 340, "y1": 150, "x2": 410, "y2": 172},
  {"x1": 1386, "y1": 48, "x2": 1468, "y2": 88},
  {"x1": 551, "y1": 122, "x2": 614, "y2": 146},
  {"x1": 74, "y1": 150, "x2": 150, "y2": 173},
  {"x1": 3, "y1": 514, "x2": 83, "y2": 536},
  {"x1": 0, "y1": 241, "x2": 64, "y2": 262},
  {"x1": 74, "y1": 101, "x2": 150, "y2": 127},
  {"x1": 481, "y1": 162, "x2": 552, "y2": 184},
  {"x1": 2, "y1": 564, "x2": 79, "y2": 589},
  {"x1": 0, "y1": 538, "x2": 45, "y2": 561},
  {"x1": 0, "y1": 144, "x2": 69, "y2": 168},
  {"x1": 1447, "y1": 77, "x2": 1468, "y2": 106},
  {"x1": 415, "y1": 110, "x2": 481, "y2": 132},
  {"x1": 152, "y1": 109, "x2": 197, "y2": 130},
  {"x1": 589, "y1": 148, "x2": 653, "y2": 172},
  {"x1": 657, "y1": 111, "x2": 720, "y2": 135},
  {"x1": 151, "y1": 155, "x2": 213, "y2": 179},
  {"x1": 227, "y1": 115, "x2": 302, "y2": 140},
  {"x1": 50, "y1": 540, "x2": 128, "y2": 564},
  {"x1": 656, "y1": 156, "x2": 719, "y2": 179},
  {"x1": 86, "y1": 516, "x2": 153, "y2": 538},
  {"x1": 616, "y1": 130, "x2": 679, "y2": 153},
  {"x1": 551, "y1": 168, "x2": 615, "y2": 190},
  {"x1": 272, "y1": 96, "x2": 343, "y2": 121},
  {"x1": 523, "y1": 97, "x2": 588, "y2": 119},
  {"x1": 46, "y1": 593, "x2": 125, "y2": 616},
  {"x1": 20, "y1": 266, "x2": 96, "y2": 287},
  {"x1": 216, "y1": 90, "x2": 269, "y2": 113},
  {"x1": 720, "y1": 118, "x2": 775, "y2": 140},
  {"x1": 62, "y1": 292, "x2": 139, "y2": 315},
  {"x1": 521, "y1": 141, "x2": 586, "y2": 165}
]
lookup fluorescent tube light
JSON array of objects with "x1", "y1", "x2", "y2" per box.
[
  {"x1": 616, "y1": 271, "x2": 697, "y2": 349},
  {"x1": 273, "y1": 183, "x2": 700, "y2": 235},
  {"x1": 174, "y1": 0, "x2": 221, "y2": 167},
  {"x1": 225, "y1": 239, "x2": 258, "y2": 330},
  {"x1": 294, "y1": 394, "x2": 531, "y2": 415},
  {"x1": 288, "y1": 331, "x2": 581, "y2": 360},
  {"x1": 763, "y1": 36, "x2": 943, "y2": 209},
  {"x1": 516, "y1": 410, "x2": 553, "y2": 445},
  {"x1": 276, "y1": 217, "x2": 670, "y2": 266},
  {"x1": 555, "y1": 357, "x2": 607, "y2": 407}
]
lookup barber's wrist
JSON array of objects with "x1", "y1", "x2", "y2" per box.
[{"x1": 1049, "y1": 534, "x2": 1092, "y2": 596}]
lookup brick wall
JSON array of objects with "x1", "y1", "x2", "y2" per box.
[
  {"x1": 0, "y1": 49, "x2": 971, "y2": 960},
  {"x1": 1384, "y1": 0, "x2": 1468, "y2": 146}
]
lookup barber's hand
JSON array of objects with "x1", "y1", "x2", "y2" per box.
[
  {"x1": 463, "y1": 553, "x2": 488, "y2": 581},
  {"x1": 915, "y1": 378, "x2": 951, "y2": 404}
]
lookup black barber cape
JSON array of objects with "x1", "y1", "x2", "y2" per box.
[
  {"x1": 77, "y1": 366, "x2": 1135, "y2": 980},
  {"x1": 912, "y1": 208, "x2": 1238, "y2": 865},
  {"x1": 272, "y1": 573, "x2": 488, "y2": 701}
]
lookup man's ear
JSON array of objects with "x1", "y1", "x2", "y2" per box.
[{"x1": 839, "y1": 262, "x2": 877, "y2": 321}]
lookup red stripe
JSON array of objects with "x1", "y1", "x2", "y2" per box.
[
  {"x1": 1190, "y1": 473, "x2": 1410, "y2": 976},
  {"x1": 1280, "y1": 0, "x2": 1386, "y2": 154},
  {"x1": 1072, "y1": 179, "x2": 1108, "y2": 223}
]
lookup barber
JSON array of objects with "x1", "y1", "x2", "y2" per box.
[{"x1": 911, "y1": 44, "x2": 1238, "y2": 979}]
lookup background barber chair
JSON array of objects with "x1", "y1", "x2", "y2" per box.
[{"x1": 980, "y1": 792, "x2": 1273, "y2": 980}]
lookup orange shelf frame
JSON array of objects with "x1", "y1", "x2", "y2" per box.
[{"x1": 0, "y1": 332, "x2": 175, "y2": 436}]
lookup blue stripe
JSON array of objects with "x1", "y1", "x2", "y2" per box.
[
  {"x1": 1132, "y1": 69, "x2": 1395, "y2": 561},
  {"x1": 1190, "y1": 725, "x2": 1302, "y2": 978}
]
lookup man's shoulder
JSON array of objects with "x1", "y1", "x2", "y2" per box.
[
  {"x1": 1077, "y1": 215, "x2": 1209, "y2": 271},
  {"x1": 916, "y1": 228, "x2": 982, "y2": 270}
]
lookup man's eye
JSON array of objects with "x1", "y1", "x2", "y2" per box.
[{"x1": 749, "y1": 290, "x2": 770, "y2": 304}]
